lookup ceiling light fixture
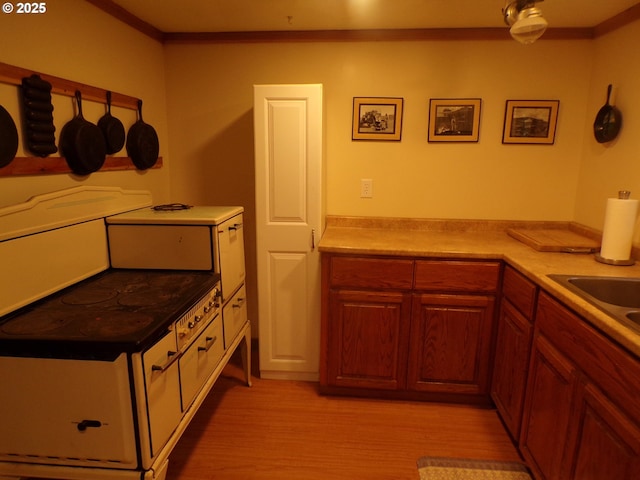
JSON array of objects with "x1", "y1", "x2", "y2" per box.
[{"x1": 502, "y1": 0, "x2": 548, "y2": 44}]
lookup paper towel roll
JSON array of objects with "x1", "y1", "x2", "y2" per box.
[{"x1": 600, "y1": 196, "x2": 639, "y2": 261}]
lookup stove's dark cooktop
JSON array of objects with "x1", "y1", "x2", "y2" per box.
[{"x1": 0, "y1": 269, "x2": 220, "y2": 359}]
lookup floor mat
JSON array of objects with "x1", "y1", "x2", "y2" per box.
[{"x1": 417, "y1": 456, "x2": 532, "y2": 480}]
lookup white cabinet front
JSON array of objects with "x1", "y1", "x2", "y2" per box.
[
  {"x1": 0, "y1": 353, "x2": 137, "y2": 468},
  {"x1": 179, "y1": 315, "x2": 225, "y2": 410},
  {"x1": 143, "y1": 331, "x2": 182, "y2": 458},
  {"x1": 223, "y1": 284, "x2": 248, "y2": 349},
  {"x1": 218, "y1": 213, "x2": 246, "y2": 300}
]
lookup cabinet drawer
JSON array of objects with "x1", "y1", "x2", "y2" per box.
[
  {"x1": 179, "y1": 316, "x2": 224, "y2": 411},
  {"x1": 330, "y1": 256, "x2": 414, "y2": 290},
  {"x1": 223, "y1": 285, "x2": 248, "y2": 348},
  {"x1": 414, "y1": 260, "x2": 500, "y2": 293},
  {"x1": 503, "y1": 265, "x2": 537, "y2": 320}
]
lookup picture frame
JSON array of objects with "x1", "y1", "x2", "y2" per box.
[
  {"x1": 502, "y1": 100, "x2": 559, "y2": 144},
  {"x1": 427, "y1": 98, "x2": 482, "y2": 142},
  {"x1": 352, "y1": 97, "x2": 403, "y2": 141}
]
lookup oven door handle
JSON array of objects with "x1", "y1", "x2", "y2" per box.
[
  {"x1": 151, "y1": 350, "x2": 182, "y2": 374},
  {"x1": 198, "y1": 335, "x2": 219, "y2": 353}
]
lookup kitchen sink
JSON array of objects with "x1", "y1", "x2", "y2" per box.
[{"x1": 548, "y1": 275, "x2": 640, "y2": 332}]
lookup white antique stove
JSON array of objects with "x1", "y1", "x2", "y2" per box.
[{"x1": 0, "y1": 186, "x2": 251, "y2": 480}]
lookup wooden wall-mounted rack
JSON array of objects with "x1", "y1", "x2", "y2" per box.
[
  {"x1": 0, "y1": 61, "x2": 162, "y2": 176},
  {"x1": 0, "y1": 61, "x2": 139, "y2": 109}
]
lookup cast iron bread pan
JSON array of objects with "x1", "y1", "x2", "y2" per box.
[
  {"x1": 593, "y1": 84, "x2": 622, "y2": 143},
  {"x1": 0, "y1": 104, "x2": 19, "y2": 168},
  {"x1": 21, "y1": 74, "x2": 57, "y2": 156},
  {"x1": 98, "y1": 91, "x2": 125, "y2": 154},
  {"x1": 126, "y1": 99, "x2": 159, "y2": 170},
  {"x1": 60, "y1": 90, "x2": 106, "y2": 175},
  {"x1": 23, "y1": 74, "x2": 52, "y2": 92}
]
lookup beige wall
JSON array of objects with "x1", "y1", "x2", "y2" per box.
[
  {"x1": 164, "y1": 39, "x2": 592, "y2": 221},
  {"x1": 574, "y1": 19, "x2": 640, "y2": 238},
  {"x1": 0, "y1": 0, "x2": 170, "y2": 208}
]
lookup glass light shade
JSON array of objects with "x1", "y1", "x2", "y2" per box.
[{"x1": 510, "y1": 7, "x2": 548, "y2": 44}]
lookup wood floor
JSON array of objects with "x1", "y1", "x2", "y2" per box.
[{"x1": 165, "y1": 349, "x2": 522, "y2": 480}]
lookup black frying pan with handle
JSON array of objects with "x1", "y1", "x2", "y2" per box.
[
  {"x1": 593, "y1": 84, "x2": 622, "y2": 143},
  {"x1": 126, "y1": 100, "x2": 159, "y2": 170},
  {"x1": 59, "y1": 90, "x2": 106, "y2": 175},
  {"x1": 0, "y1": 104, "x2": 19, "y2": 168},
  {"x1": 98, "y1": 91, "x2": 125, "y2": 154}
]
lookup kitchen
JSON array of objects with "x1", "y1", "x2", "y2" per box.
[{"x1": 1, "y1": 0, "x2": 640, "y2": 479}]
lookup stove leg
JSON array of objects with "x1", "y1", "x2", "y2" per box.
[{"x1": 241, "y1": 322, "x2": 252, "y2": 387}]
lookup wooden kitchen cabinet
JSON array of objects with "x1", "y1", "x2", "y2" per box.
[
  {"x1": 409, "y1": 260, "x2": 499, "y2": 398},
  {"x1": 326, "y1": 289, "x2": 412, "y2": 390},
  {"x1": 323, "y1": 256, "x2": 413, "y2": 391},
  {"x1": 321, "y1": 255, "x2": 500, "y2": 402},
  {"x1": 407, "y1": 293, "x2": 495, "y2": 396},
  {"x1": 564, "y1": 381, "x2": 640, "y2": 479},
  {"x1": 520, "y1": 292, "x2": 640, "y2": 480},
  {"x1": 414, "y1": 259, "x2": 500, "y2": 293},
  {"x1": 520, "y1": 333, "x2": 577, "y2": 479},
  {"x1": 491, "y1": 266, "x2": 537, "y2": 440}
]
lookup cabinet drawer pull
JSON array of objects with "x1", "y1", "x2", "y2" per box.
[
  {"x1": 232, "y1": 297, "x2": 245, "y2": 308},
  {"x1": 198, "y1": 335, "x2": 218, "y2": 353},
  {"x1": 77, "y1": 419, "x2": 102, "y2": 431},
  {"x1": 151, "y1": 350, "x2": 180, "y2": 373},
  {"x1": 228, "y1": 223, "x2": 243, "y2": 231}
]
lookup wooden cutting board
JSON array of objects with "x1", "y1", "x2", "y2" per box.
[{"x1": 507, "y1": 228, "x2": 600, "y2": 253}]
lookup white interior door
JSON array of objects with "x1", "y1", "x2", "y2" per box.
[{"x1": 254, "y1": 84, "x2": 323, "y2": 381}]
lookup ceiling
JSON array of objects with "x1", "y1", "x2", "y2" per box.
[{"x1": 104, "y1": 0, "x2": 639, "y2": 33}]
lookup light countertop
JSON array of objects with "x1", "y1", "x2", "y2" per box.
[{"x1": 318, "y1": 216, "x2": 640, "y2": 357}]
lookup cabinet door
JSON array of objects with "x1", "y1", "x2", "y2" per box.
[
  {"x1": 563, "y1": 382, "x2": 640, "y2": 480},
  {"x1": 254, "y1": 84, "x2": 323, "y2": 381},
  {"x1": 491, "y1": 299, "x2": 533, "y2": 440},
  {"x1": 218, "y1": 213, "x2": 245, "y2": 301},
  {"x1": 326, "y1": 289, "x2": 411, "y2": 390},
  {"x1": 520, "y1": 334, "x2": 577, "y2": 480},
  {"x1": 407, "y1": 293, "x2": 495, "y2": 395}
]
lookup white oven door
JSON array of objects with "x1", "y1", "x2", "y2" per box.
[
  {"x1": 142, "y1": 330, "x2": 182, "y2": 458},
  {"x1": 218, "y1": 213, "x2": 245, "y2": 300},
  {"x1": 223, "y1": 284, "x2": 248, "y2": 349},
  {"x1": 0, "y1": 353, "x2": 137, "y2": 468},
  {"x1": 179, "y1": 314, "x2": 224, "y2": 411}
]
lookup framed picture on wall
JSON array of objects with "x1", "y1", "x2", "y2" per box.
[
  {"x1": 352, "y1": 97, "x2": 404, "y2": 141},
  {"x1": 427, "y1": 98, "x2": 481, "y2": 142},
  {"x1": 502, "y1": 100, "x2": 559, "y2": 144}
]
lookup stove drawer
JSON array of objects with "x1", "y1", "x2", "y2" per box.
[
  {"x1": 180, "y1": 315, "x2": 224, "y2": 411},
  {"x1": 0, "y1": 353, "x2": 137, "y2": 468},
  {"x1": 143, "y1": 330, "x2": 182, "y2": 458},
  {"x1": 223, "y1": 284, "x2": 247, "y2": 349}
]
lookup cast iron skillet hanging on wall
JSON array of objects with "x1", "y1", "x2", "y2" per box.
[
  {"x1": 593, "y1": 84, "x2": 622, "y2": 143},
  {"x1": 60, "y1": 91, "x2": 107, "y2": 175},
  {"x1": 98, "y1": 91, "x2": 125, "y2": 154},
  {"x1": 0, "y1": 104, "x2": 19, "y2": 168},
  {"x1": 126, "y1": 100, "x2": 159, "y2": 170}
]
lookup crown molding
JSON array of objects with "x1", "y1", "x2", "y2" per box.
[
  {"x1": 86, "y1": 0, "x2": 639, "y2": 44},
  {"x1": 162, "y1": 27, "x2": 594, "y2": 44},
  {"x1": 593, "y1": 3, "x2": 640, "y2": 37}
]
